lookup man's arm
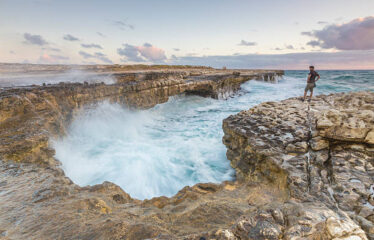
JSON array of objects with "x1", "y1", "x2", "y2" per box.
[{"x1": 316, "y1": 73, "x2": 320, "y2": 82}]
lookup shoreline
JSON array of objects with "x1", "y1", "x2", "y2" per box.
[{"x1": 0, "y1": 66, "x2": 372, "y2": 239}]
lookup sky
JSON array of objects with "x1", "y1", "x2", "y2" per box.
[{"x1": 1, "y1": 0, "x2": 374, "y2": 69}]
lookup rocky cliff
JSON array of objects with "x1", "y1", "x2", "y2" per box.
[
  {"x1": 0, "y1": 68, "x2": 283, "y2": 165},
  {"x1": 1, "y1": 66, "x2": 372, "y2": 239},
  {"x1": 223, "y1": 91, "x2": 373, "y2": 239},
  {"x1": 0, "y1": 66, "x2": 288, "y2": 240}
]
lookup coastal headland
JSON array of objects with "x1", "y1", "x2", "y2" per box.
[{"x1": 0, "y1": 64, "x2": 373, "y2": 239}]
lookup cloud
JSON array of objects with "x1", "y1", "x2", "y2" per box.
[
  {"x1": 42, "y1": 47, "x2": 61, "y2": 52},
  {"x1": 63, "y1": 34, "x2": 79, "y2": 41},
  {"x1": 78, "y1": 51, "x2": 112, "y2": 64},
  {"x1": 49, "y1": 48, "x2": 61, "y2": 52},
  {"x1": 285, "y1": 45, "x2": 294, "y2": 50},
  {"x1": 307, "y1": 40, "x2": 320, "y2": 47},
  {"x1": 81, "y1": 43, "x2": 103, "y2": 49},
  {"x1": 117, "y1": 43, "x2": 167, "y2": 62},
  {"x1": 317, "y1": 21, "x2": 328, "y2": 24},
  {"x1": 82, "y1": 61, "x2": 98, "y2": 65},
  {"x1": 78, "y1": 51, "x2": 92, "y2": 58},
  {"x1": 169, "y1": 50, "x2": 374, "y2": 70},
  {"x1": 9, "y1": 50, "x2": 15, "y2": 54},
  {"x1": 23, "y1": 33, "x2": 48, "y2": 46},
  {"x1": 301, "y1": 31, "x2": 313, "y2": 36},
  {"x1": 117, "y1": 44, "x2": 143, "y2": 62},
  {"x1": 39, "y1": 53, "x2": 69, "y2": 63},
  {"x1": 304, "y1": 16, "x2": 374, "y2": 50},
  {"x1": 173, "y1": 48, "x2": 180, "y2": 51},
  {"x1": 97, "y1": 32, "x2": 106, "y2": 37},
  {"x1": 238, "y1": 40, "x2": 257, "y2": 46},
  {"x1": 113, "y1": 20, "x2": 134, "y2": 31},
  {"x1": 274, "y1": 45, "x2": 294, "y2": 51}
]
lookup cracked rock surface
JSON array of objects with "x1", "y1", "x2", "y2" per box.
[
  {"x1": 0, "y1": 65, "x2": 372, "y2": 239},
  {"x1": 223, "y1": 91, "x2": 373, "y2": 239}
]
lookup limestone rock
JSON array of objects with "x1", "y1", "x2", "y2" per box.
[
  {"x1": 310, "y1": 136, "x2": 329, "y2": 151},
  {"x1": 0, "y1": 69, "x2": 372, "y2": 240},
  {"x1": 366, "y1": 130, "x2": 374, "y2": 144},
  {"x1": 223, "y1": 91, "x2": 374, "y2": 239}
]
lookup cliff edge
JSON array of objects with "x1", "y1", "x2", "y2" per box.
[
  {"x1": 223, "y1": 91, "x2": 373, "y2": 239},
  {"x1": 1, "y1": 66, "x2": 373, "y2": 239}
]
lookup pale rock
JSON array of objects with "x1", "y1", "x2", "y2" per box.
[
  {"x1": 310, "y1": 136, "x2": 329, "y2": 151},
  {"x1": 286, "y1": 142, "x2": 308, "y2": 153},
  {"x1": 365, "y1": 130, "x2": 374, "y2": 144}
]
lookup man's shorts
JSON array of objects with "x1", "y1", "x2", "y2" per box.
[{"x1": 305, "y1": 83, "x2": 315, "y2": 92}]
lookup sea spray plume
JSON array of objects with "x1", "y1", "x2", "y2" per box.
[{"x1": 52, "y1": 98, "x2": 234, "y2": 199}]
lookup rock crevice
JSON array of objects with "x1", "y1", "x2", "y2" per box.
[
  {"x1": 1, "y1": 65, "x2": 373, "y2": 239},
  {"x1": 222, "y1": 91, "x2": 373, "y2": 239}
]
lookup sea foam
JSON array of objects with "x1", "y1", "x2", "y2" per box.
[{"x1": 53, "y1": 71, "x2": 374, "y2": 199}]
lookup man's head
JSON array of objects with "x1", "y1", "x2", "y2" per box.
[{"x1": 309, "y1": 66, "x2": 315, "y2": 71}]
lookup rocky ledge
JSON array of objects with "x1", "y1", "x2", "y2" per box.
[
  {"x1": 1, "y1": 65, "x2": 372, "y2": 239},
  {"x1": 0, "y1": 67, "x2": 283, "y2": 164},
  {"x1": 223, "y1": 91, "x2": 374, "y2": 239},
  {"x1": 0, "y1": 66, "x2": 289, "y2": 239}
]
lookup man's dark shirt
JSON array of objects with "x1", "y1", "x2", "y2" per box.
[{"x1": 308, "y1": 71, "x2": 320, "y2": 83}]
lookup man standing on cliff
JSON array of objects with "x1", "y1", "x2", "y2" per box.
[{"x1": 303, "y1": 66, "x2": 320, "y2": 102}]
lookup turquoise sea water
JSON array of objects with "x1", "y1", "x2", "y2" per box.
[{"x1": 53, "y1": 70, "x2": 374, "y2": 200}]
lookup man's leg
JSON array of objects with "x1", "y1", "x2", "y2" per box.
[
  {"x1": 303, "y1": 91, "x2": 307, "y2": 101},
  {"x1": 309, "y1": 90, "x2": 313, "y2": 100}
]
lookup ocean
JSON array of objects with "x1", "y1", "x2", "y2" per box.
[{"x1": 50, "y1": 70, "x2": 374, "y2": 200}]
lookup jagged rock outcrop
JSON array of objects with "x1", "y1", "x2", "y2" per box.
[
  {"x1": 1, "y1": 65, "x2": 372, "y2": 239},
  {"x1": 223, "y1": 91, "x2": 374, "y2": 239},
  {"x1": 0, "y1": 68, "x2": 283, "y2": 165}
]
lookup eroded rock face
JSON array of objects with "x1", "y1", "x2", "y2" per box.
[
  {"x1": 0, "y1": 67, "x2": 290, "y2": 239},
  {"x1": 1, "y1": 66, "x2": 371, "y2": 239},
  {"x1": 0, "y1": 68, "x2": 283, "y2": 165},
  {"x1": 223, "y1": 91, "x2": 374, "y2": 239}
]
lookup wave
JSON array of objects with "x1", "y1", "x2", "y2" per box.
[{"x1": 53, "y1": 70, "x2": 374, "y2": 199}]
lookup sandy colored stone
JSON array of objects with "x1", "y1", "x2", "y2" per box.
[
  {"x1": 310, "y1": 136, "x2": 329, "y2": 151},
  {"x1": 0, "y1": 68, "x2": 372, "y2": 240},
  {"x1": 366, "y1": 130, "x2": 374, "y2": 144},
  {"x1": 223, "y1": 91, "x2": 373, "y2": 239}
]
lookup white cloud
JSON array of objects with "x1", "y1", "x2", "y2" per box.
[
  {"x1": 117, "y1": 43, "x2": 166, "y2": 62},
  {"x1": 305, "y1": 16, "x2": 374, "y2": 50},
  {"x1": 238, "y1": 40, "x2": 257, "y2": 46}
]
